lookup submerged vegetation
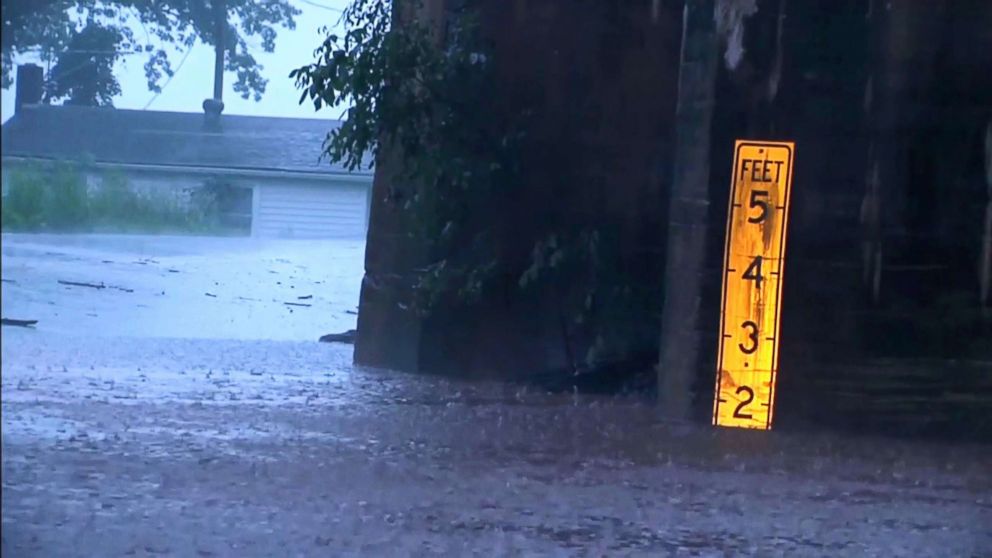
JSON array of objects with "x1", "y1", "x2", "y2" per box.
[{"x1": 1, "y1": 162, "x2": 250, "y2": 235}]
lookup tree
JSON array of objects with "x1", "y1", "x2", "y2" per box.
[
  {"x1": 291, "y1": 0, "x2": 523, "y2": 314},
  {"x1": 1, "y1": 0, "x2": 300, "y2": 104},
  {"x1": 292, "y1": 1, "x2": 661, "y2": 375},
  {"x1": 47, "y1": 24, "x2": 124, "y2": 105}
]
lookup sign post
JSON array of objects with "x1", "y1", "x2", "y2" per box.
[{"x1": 713, "y1": 140, "x2": 795, "y2": 430}]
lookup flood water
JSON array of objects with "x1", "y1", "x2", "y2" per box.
[{"x1": 2, "y1": 234, "x2": 990, "y2": 556}]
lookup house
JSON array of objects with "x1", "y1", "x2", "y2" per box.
[{"x1": 1, "y1": 64, "x2": 373, "y2": 239}]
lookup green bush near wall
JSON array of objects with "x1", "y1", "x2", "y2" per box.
[
  {"x1": 1, "y1": 162, "x2": 249, "y2": 235},
  {"x1": 2, "y1": 164, "x2": 53, "y2": 228}
]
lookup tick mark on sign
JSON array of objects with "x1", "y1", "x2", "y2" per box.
[{"x1": 715, "y1": 140, "x2": 795, "y2": 431}]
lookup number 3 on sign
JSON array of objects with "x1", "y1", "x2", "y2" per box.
[{"x1": 714, "y1": 140, "x2": 795, "y2": 430}]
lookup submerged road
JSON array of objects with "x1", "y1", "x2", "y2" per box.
[{"x1": 2, "y1": 234, "x2": 990, "y2": 556}]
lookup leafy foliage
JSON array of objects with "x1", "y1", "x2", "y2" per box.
[
  {"x1": 292, "y1": 0, "x2": 662, "y2": 368},
  {"x1": 47, "y1": 24, "x2": 125, "y2": 105},
  {"x1": 0, "y1": 162, "x2": 243, "y2": 234},
  {"x1": 189, "y1": 176, "x2": 253, "y2": 231},
  {"x1": 2, "y1": 0, "x2": 299, "y2": 102},
  {"x1": 292, "y1": 0, "x2": 526, "y2": 314},
  {"x1": 519, "y1": 228, "x2": 663, "y2": 367}
]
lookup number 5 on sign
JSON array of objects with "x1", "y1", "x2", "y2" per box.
[{"x1": 714, "y1": 140, "x2": 795, "y2": 430}]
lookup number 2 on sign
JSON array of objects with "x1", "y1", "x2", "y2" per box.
[{"x1": 713, "y1": 140, "x2": 795, "y2": 430}]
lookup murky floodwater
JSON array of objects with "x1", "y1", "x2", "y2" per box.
[
  {"x1": 1, "y1": 232, "x2": 364, "y2": 341},
  {"x1": 2, "y1": 234, "x2": 990, "y2": 556}
]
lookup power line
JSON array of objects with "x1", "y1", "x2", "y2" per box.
[
  {"x1": 297, "y1": 0, "x2": 346, "y2": 13},
  {"x1": 143, "y1": 45, "x2": 194, "y2": 110},
  {"x1": 46, "y1": 48, "x2": 138, "y2": 85},
  {"x1": 19, "y1": 47, "x2": 147, "y2": 56}
]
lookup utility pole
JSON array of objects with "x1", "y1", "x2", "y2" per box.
[
  {"x1": 203, "y1": 0, "x2": 226, "y2": 123},
  {"x1": 656, "y1": 0, "x2": 719, "y2": 422},
  {"x1": 212, "y1": 0, "x2": 225, "y2": 103}
]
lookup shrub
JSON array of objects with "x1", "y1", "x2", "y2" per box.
[
  {"x1": 1, "y1": 162, "x2": 247, "y2": 235},
  {"x1": 1, "y1": 164, "x2": 47, "y2": 227},
  {"x1": 42, "y1": 161, "x2": 90, "y2": 229},
  {"x1": 189, "y1": 176, "x2": 252, "y2": 233},
  {"x1": 89, "y1": 168, "x2": 140, "y2": 222},
  {"x1": 1, "y1": 161, "x2": 90, "y2": 229}
]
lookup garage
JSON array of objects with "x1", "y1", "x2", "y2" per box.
[{"x1": 252, "y1": 177, "x2": 371, "y2": 239}]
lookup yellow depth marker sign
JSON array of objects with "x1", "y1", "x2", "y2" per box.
[{"x1": 713, "y1": 140, "x2": 795, "y2": 430}]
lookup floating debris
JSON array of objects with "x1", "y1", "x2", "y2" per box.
[{"x1": 1, "y1": 318, "x2": 38, "y2": 328}]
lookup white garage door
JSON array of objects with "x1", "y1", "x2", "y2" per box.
[{"x1": 254, "y1": 181, "x2": 369, "y2": 239}]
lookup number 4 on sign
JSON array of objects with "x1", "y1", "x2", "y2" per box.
[
  {"x1": 713, "y1": 140, "x2": 795, "y2": 430},
  {"x1": 742, "y1": 256, "x2": 764, "y2": 289}
]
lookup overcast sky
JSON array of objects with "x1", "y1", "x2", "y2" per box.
[{"x1": 1, "y1": 0, "x2": 348, "y2": 124}]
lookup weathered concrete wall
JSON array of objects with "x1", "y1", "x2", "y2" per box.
[
  {"x1": 777, "y1": 0, "x2": 992, "y2": 433},
  {"x1": 356, "y1": 0, "x2": 992, "y2": 432},
  {"x1": 356, "y1": 0, "x2": 684, "y2": 378},
  {"x1": 658, "y1": 0, "x2": 992, "y2": 430}
]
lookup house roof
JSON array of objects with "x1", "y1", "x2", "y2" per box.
[{"x1": 1, "y1": 104, "x2": 373, "y2": 176}]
